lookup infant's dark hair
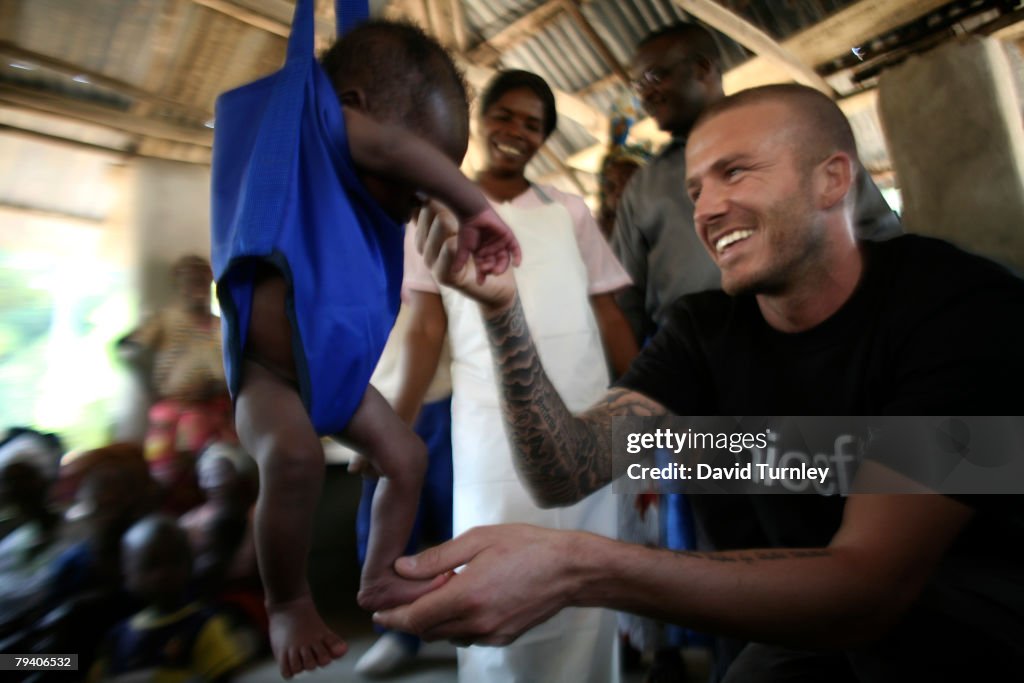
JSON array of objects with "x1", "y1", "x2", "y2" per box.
[{"x1": 320, "y1": 20, "x2": 469, "y2": 146}]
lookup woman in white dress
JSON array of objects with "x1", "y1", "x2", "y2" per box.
[{"x1": 398, "y1": 70, "x2": 636, "y2": 683}]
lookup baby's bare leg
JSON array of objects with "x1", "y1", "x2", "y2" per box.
[
  {"x1": 235, "y1": 362, "x2": 347, "y2": 677},
  {"x1": 236, "y1": 361, "x2": 347, "y2": 678},
  {"x1": 338, "y1": 386, "x2": 435, "y2": 611},
  {"x1": 237, "y1": 267, "x2": 347, "y2": 680}
]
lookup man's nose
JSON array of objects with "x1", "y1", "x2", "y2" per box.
[{"x1": 693, "y1": 182, "x2": 727, "y2": 226}]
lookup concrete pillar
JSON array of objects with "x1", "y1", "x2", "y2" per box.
[
  {"x1": 878, "y1": 36, "x2": 1024, "y2": 272},
  {"x1": 129, "y1": 158, "x2": 212, "y2": 314}
]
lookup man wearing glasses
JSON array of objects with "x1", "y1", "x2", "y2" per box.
[{"x1": 612, "y1": 23, "x2": 901, "y2": 347}]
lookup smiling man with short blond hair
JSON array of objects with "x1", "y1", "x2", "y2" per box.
[{"x1": 376, "y1": 84, "x2": 1024, "y2": 683}]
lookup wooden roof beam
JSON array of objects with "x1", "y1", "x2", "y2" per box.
[
  {"x1": 981, "y1": 7, "x2": 1024, "y2": 41},
  {"x1": 424, "y1": 0, "x2": 454, "y2": 49},
  {"x1": 193, "y1": 0, "x2": 289, "y2": 36},
  {"x1": 0, "y1": 124, "x2": 131, "y2": 159},
  {"x1": 0, "y1": 40, "x2": 212, "y2": 121},
  {"x1": 135, "y1": 138, "x2": 212, "y2": 165},
  {"x1": 191, "y1": 0, "x2": 335, "y2": 40},
  {"x1": 0, "y1": 200, "x2": 106, "y2": 224},
  {"x1": 448, "y1": 0, "x2": 470, "y2": 53},
  {"x1": 385, "y1": 0, "x2": 429, "y2": 27},
  {"x1": 723, "y1": 0, "x2": 950, "y2": 93},
  {"x1": 420, "y1": 0, "x2": 471, "y2": 53},
  {"x1": 0, "y1": 83, "x2": 213, "y2": 147}
]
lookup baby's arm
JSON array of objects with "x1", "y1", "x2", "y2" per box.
[
  {"x1": 340, "y1": 386, "x2": 438, "y2": 611},
  {"x1": 344, "y1": 106, "x2": 521, "y2": 276}
]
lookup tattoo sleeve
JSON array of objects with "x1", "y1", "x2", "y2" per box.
[{"x1": 483, "y1": 296, "x2": 668, "y2": 506}]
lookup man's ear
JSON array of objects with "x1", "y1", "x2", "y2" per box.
[
  {"x1": 817, "y1": 152, "x2": 855, "y2": 211},
  {"x1": 692, "y1": 55, "x2": 721, "y2": 87},
  {"x1": 338, "y1": 88, "x2": 367, "y2": 110}
]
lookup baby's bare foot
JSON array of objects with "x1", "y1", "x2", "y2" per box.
[{"x1": 267, "y1": 596, "x2": 347, "y2": 678}]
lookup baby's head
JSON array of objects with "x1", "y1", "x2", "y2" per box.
[
  {"x1": 122, "y1": 514, "x2": 192, "y2": 610},
  {"x1": 321, "y1": 20, "x2": 469, "y2": 217}
]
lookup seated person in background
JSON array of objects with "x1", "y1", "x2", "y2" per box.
[
  {"x1": 0, "y1": 429, "x2": 67, "y2": 636},
  {"x1": 117, "y1": 255, "x2": 233, "y2": 514},
  {"x1": 595, "y1": 100, "x2": 650, "y2": 242},
  {"x1": 54, "y1": 442, "x2": 158, "y2": 510},
  {"x1": 89, "y1": 515, "x2": 247, "y2": 682},
  {"x1": 42, "y1": 445, "x2": 160, "y2": 672},
  {"x1": 597, "y1": 148, "x2": 647, "y2": 242},
  {"x1": 211, "y1": 18, "x2": 518, "y2": 678},
  {"x1": 180, "y1": 442, "x2": 265, "y2": 657},
  {"x1": 0, "y1": 428, "x2": 63, "y2": 547}
]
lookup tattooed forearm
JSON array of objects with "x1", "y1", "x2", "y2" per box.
[
  {"x1": 674, "y1": 548, "x2": 833, "y2": 564},
  {"x1": 482, "y1": 296, "x2": 667, "y2": 506}
]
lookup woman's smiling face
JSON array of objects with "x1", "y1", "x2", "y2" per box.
[{"x1": 480, "y1": 87, "x2": 547, "y2": 176}]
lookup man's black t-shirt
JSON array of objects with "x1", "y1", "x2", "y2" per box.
[
  {"x1": 618, "y1": 234, "x2": 1024, "y2": 667},
  {"x1": 622, "y1": 234, "x2": 1024, "y2": 418}
]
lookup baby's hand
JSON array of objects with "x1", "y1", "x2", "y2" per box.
[
  {"x1": 453, "y1": 205, "x2": 522, "y2": 284},
  {"x1": 358, "y1": 565, "x2": 453, "y2": 613},
  {"x1": 267, "y1": 596, "x2": 347, "y2": 678}
]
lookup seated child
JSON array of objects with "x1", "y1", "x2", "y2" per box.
[
  {"x1": 46, "y1": 450, "x2": 159, "y2": 672},
  {"x1": 0, "y1": 433, "x2": 66, "y2": 633},
  {"x1": 211, "y1": 17, "x2": 519, "y2": 679},
  {"x1": 180, "y1": 443, "x2": 265, "y2": 656},
  {"x1": 89, "y1": 515, "x2": 246, "y2": 682}
]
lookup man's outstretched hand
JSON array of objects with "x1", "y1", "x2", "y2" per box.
[{"x1": 372, "y1": 524, "x2": 583, "y2": 646}]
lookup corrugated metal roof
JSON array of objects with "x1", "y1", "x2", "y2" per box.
[
  {"x1": 0, "y1": 0, "x2": 1019, "y2": 201},
  {"x1": 7, "y1": 0, "x2": 168, "y2": 89}
]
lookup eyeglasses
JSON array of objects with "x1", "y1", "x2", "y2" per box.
[{"x1": 629, "y1": 56, "x2": 692, "y2": 93}]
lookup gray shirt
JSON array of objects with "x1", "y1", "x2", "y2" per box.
[{"x1": 611, "y1": 137, "x2": 902, "y2": 344}]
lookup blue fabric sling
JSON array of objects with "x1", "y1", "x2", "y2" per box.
[{"x1": 210, "y1": 0, "x2": 404, "y2": 435}]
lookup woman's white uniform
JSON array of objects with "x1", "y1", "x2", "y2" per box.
[{"x1": 405, "y1": 185, "x2": 629, "y2": 683}]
